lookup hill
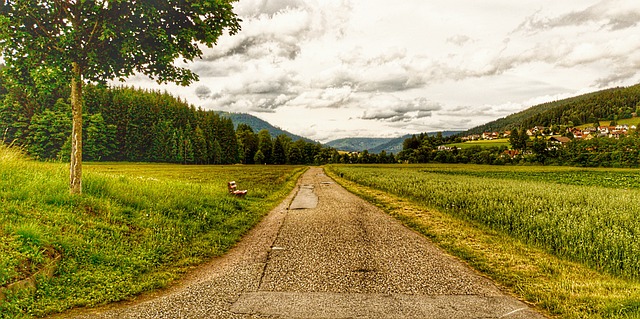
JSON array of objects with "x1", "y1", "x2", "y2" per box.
[
  {"x1": 326, "y1": 137, "x2": 399, "y2": 153},
  {"x1": 328, "y1": 131, "x2": 462, "y2": 154},
  {"x1": 217, "y1": 112, "x2": 316, "y2": 143},
  {"x1": 465, "y1": 84, "x2": 640, "y2": 134}
]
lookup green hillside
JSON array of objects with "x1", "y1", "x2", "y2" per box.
[
  {"x1": 218, "y1": 112, "x2": 316, "y2": 143},
  {"x1": 330, "y1": 131, "x2": 462, "y2": 154},
  {"x1": 466, "y1": 84, "x2": 640, "y2": 134},
  {"x1": 326, "y1": 137, "x2": 397, "y2": 152}
]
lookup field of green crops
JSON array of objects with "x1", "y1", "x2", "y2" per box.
[{"x1": 328, "y1": 164, "x2": 640, "y2": 280}]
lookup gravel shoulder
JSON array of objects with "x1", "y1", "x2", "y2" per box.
[{"x1": 53, "y1": 167, "x2": 545, "y2": 319}]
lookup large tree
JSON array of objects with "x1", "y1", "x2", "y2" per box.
[{"x1": 0, "y1": 0, "x2": 240, "y2": 194}]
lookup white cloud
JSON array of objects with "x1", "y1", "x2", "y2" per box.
[{"x1": 119, "y1": 0, "x2": 640, "y2": 142}]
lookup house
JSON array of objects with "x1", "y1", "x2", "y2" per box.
[
  {"x1": 598, "y1": 126, "x2": 610, "y2": 134},
  {"x1": 502, "y1": 131, "x2": 511, "y2": 138},
  {"x1": 548, "y1": 136, "x2": 571, "y2": 145},
  {"x1": 462, "y1": 134, "x2": 481, "y2": 141},
  {"x1": 482, "y1": 132, "x2": 499, "y2": 140},
  {"x1": 610, "y1": 131, "x2": 628, "y2": 139},
  {"x1": 615, "y1": 124, "x2": 629, "y2": 131}
]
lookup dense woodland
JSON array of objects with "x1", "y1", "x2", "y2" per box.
[
  {"x1": 0, "y1": 70, "x2": 339, "y2": 165},
  {"x1": 468, "y1": 84, "x2": 640, "y2": 134}
]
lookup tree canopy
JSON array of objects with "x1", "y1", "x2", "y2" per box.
[{"x1": 0, "y1": 0, "x2": 241, "y2": 193}]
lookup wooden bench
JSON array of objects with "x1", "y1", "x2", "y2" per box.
[{"x1": 228, "y1": 181, "x2": 247, "y2": 197}]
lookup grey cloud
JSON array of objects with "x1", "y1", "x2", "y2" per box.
[
  {"x1": 361, "y1": 97, "x2": 442, "y2": 122},
  {"x1": 517, "y1": 1, "x2": 640, "y2": 32},
  {"x1": 237, "y1": 0, "x2": 308, "y2": 18},
  {"x1": 204, "y1": 35, "x2": 302, "y2": 62},
  {"x1": 195, "y1": 85, "x2": 212, "y2": 100},
  {"x1": 447, "y1": 35, "x2": 472, "y2": 46},
  {"x1": 206, "y1": 72, "x2": 300, "y2": 112},
  {"x1": 358, "y1": 76, "x2": 416, "y2": 93},
  {"x1": 594, "y1": 66, "x2": 639, "y2": 87}
]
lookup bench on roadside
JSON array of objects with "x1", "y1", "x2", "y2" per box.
[{"x1": 228, "y1": 181, "x2": 248, "y2": 197}]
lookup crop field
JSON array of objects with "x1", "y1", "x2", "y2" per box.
[
  {"x1": 328, "y1": 164, "x2": 640, "y2": 280},
  {"x1": 0, "y1": 145, "x2": 305, "y2": 318},
  {"x1": 447, "y1": 138, "x2": 511, "y2": 149}
]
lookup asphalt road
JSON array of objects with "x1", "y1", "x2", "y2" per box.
[{"x1": 56, "y1": 167, "x2": 545, "y2": 319}]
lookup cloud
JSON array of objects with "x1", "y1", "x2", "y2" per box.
[
  {"x1": 517, "y1": 0, "x2": 640, "y2": 33},
  {"x1": 360, "y1": 95, "x2": 442, "y2": 122},
  {"x1": 120, "y1": 0, "x2": 640, "y2": 142},
  {"x1": 195, "y1": 86, "x2": 212, "y2": 99},
  {"x1": 236, "y1": 0, "x2": 308, "y2": 18},
  {"x1": 447, "y1": 35, "x2": 472, "y2": 46}
]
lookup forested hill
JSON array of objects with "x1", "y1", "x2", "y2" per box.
[
  {"x1": 1, "y1": 84, "x2": 240, "y2": 164},
  {"x1": 326, "y1": 137, "x2": 400, "y2": 152},
  {"x1": 465, "y1": 83, "x2": 640, "y2": 134},
  {"x1": 217, "y1": 112, "x2": 316, "y2": 143}
]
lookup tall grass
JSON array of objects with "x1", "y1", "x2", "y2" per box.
[
  {"x1": 328, "y1": 164, "x2": 640, "y2": 280},
  {"x1": 326, "y1": 165, "x2": 640, "y2": 318},
  {"x1": 0, "y1": 145, "x2": 305, "y2": 318}
]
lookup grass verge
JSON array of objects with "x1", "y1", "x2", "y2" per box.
[
  {"x1": 325, "y1": 166, "x2": 640, "y2": 319},
  {"x1": 0, "y1": 144, "x2": 306, "y2": 318}
]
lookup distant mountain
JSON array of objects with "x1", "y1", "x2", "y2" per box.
[
  {"x1": 464, "y1": 84, "x2": 640, "y2": 135},
  {"x1": 327, "y1": 131, "x2": 462, "y2": 154},
  {"x1": 326, "y1": 137, "x2": 397, "y2": 153},
  {"x1": 218, "y1": 112, "x2": 316, "y2": 143}
]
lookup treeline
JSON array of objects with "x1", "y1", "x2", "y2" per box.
[
  {"x1": 400, "y1": 128, "x2": 640, "y2": 167},
  {"x1": 1, "y1": 84, "x2": 240, "y2": 163},
  {"x1": 468, "y1": 84, "x2": 640, "y2": 134},
  {"x1": 0, "y1": 78, "x2": 346, "y2": 165}
]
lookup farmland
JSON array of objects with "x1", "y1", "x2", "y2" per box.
[
  {"x1": 327, "y1": 164, "x2": 640, "y2": 318},
  {"x1": 0, "y1": 144, "x2": 305, "y2": 318},
  {"x1": 328, "y1": 164, "x2": 639, "y2": 278},
  {"x1": 446, "y1": 138, "x2": 511, "y2": 149}
]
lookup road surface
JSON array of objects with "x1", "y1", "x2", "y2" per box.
[{"x1": 57, "y1": 167, "x2": 544, "y2": 319}]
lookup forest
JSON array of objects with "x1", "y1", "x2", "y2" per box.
[
  {"x1": 467, "y1": 84, "x2": 640, "y2": 134},
  {"x1": 0, "y1": 71, "x2": 338, "y2": 165}
]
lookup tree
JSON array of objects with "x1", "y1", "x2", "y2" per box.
[
  {"x1": 272, "y1": 134, "x2": 288, "y2": 165},
  {"x1": 236, "y1": 124, "x2": 258, "y2": 164},
  {"x1": 0, "y1": 1, "x2": 241, "y2": 194},
  {"x1": 518, "y1": 127, "x2": 530, "y2": 151},
  {"x1": 509, "y1": 128, "x2": 520, "y2": 150},
  {"x1": 257, "y1": 130, "x2": 273, "y2": 164}
]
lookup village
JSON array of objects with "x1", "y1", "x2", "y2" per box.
[{"x1": 462, "y1": 123, "x2": 639, "y2": 145}]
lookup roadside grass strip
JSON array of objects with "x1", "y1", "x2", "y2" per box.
[
  {"x1": 0, "y1": 144, "x2": 305, "y2": 318},
  {"x1": 326, "y1": 164, "x2": 640, "y2": 319}
]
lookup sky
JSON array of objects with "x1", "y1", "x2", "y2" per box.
[{"x1": 124, "y1": 0, "x2": 640, "y2": 143}]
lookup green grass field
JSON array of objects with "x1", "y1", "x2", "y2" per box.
[
  {"x1": 0, "y1": 144, "x2": 305, "y2": 318},
  {"x1": 577, "y1": 117, "x2": 640, "y2": 129},
  {"x1": 327, "y1": 164, "x2": 640, "y2": 319},
  {"x1": 447, "y1": 138, "x2": 511, "y2": 149}
]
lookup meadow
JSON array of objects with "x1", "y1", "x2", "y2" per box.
[
  {"x1": 0, "y1": 144, "x2": 305, "y2": 318},
  {"x1": 447, "y1": 138, "x2": 511, "y2": 149},
  {"x1": 327, "y1": 164, "x2": 640, "y2": 318}
]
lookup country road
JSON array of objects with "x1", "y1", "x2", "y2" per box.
[{"x1": 55, "y1": 167, "x2": 545, "y2": 319}]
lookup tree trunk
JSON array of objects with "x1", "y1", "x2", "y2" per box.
[{"x1": 70, "y1": 62, "x2": 83, "y2": 194}]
